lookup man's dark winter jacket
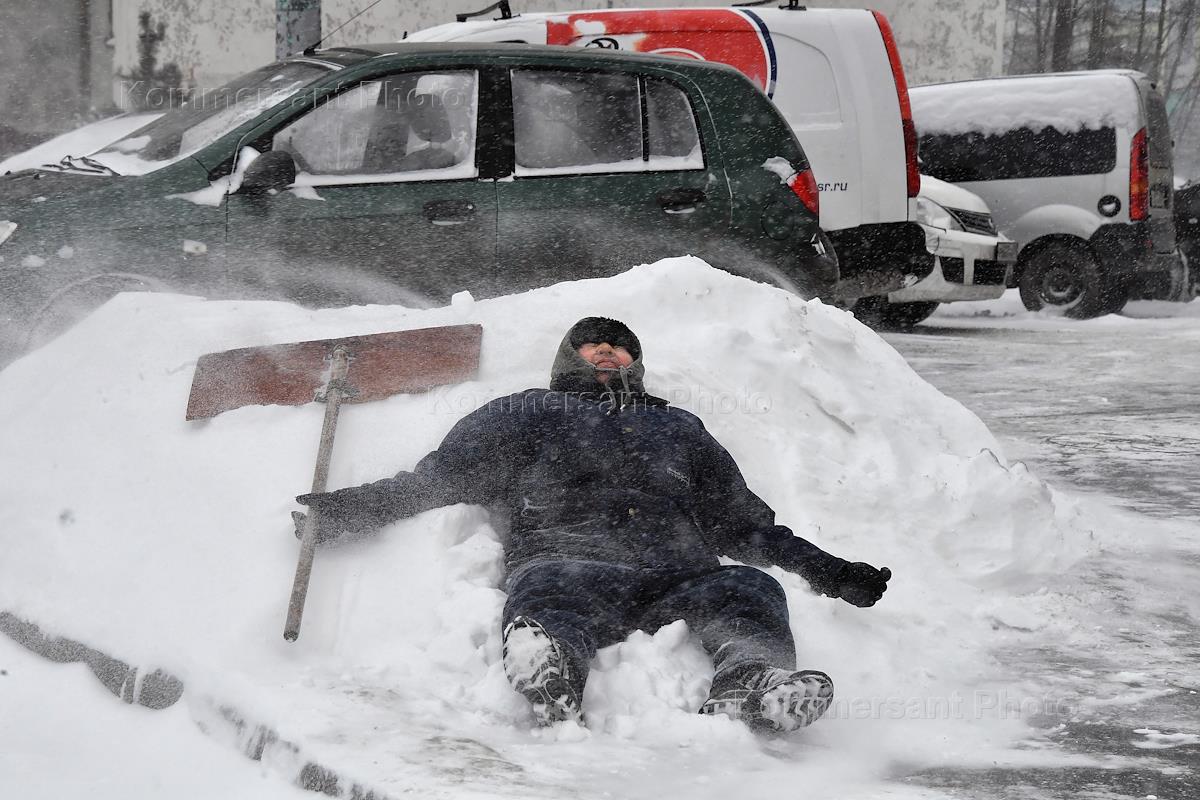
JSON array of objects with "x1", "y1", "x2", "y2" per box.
[{"x1": 305, "y1": 318, "x2": 852, "y2": 597}]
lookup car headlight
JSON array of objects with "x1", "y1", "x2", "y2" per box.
[
  {"x1": 915, "y1": 198, "x2": 962, "y2": 231},
  {"x1": 0, "y1": 221, "x2": 15, "y2": 246}
]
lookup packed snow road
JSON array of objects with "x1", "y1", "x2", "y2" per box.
[
  {"x1": 885, "y1": 292, "x2": 1200, "y2": 799},
  {"x1": 889, "y1": 293, "x2": 1200, "y2": 523}
]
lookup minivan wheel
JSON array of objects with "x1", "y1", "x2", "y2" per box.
[
  {"x1": 1017, "y1": 244, "x2": 1109, "y2": 319},
  {"x1": 850, "y1": 296, "x2": 939, "y2": 329}
]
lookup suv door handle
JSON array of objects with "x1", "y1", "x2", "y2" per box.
[
  {"x1": 657, "y1": 188, "x2": 707, "y2": 214},
  {"x1": 423, "y1": 199, "x2": 476, "y2": 226}
]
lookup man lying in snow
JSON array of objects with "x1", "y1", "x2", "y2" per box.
[{"x1": 296, "y1": 317, "x2": 891, "y2": 733}]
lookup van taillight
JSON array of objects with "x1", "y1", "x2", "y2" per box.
[
  {"x1": 872, "y1": 10, "x2": 920, "y2": 199},
  {"x1": 788, "y1": 168, "x2": 819, "y2": 216},
  {"x1": 1129, "y1": 127, "x2": 1149, "y2": 221}
]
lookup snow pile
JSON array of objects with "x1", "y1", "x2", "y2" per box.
[
  {"x1": 910, "y1": 73, "x2": 1141, "y2": 135},
  {"x1": 0, "y1": 258, "x2": 1100, "y2": 797}
]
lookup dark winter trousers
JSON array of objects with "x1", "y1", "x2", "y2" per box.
[{"x1": 502, "y1": 559, "x2": 796, "y2": 695}]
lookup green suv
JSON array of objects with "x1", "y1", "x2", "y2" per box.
[{"x1": 0, "y1": 43, "x2": 835, "y2": 362}]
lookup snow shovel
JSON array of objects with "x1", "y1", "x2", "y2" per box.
[{"x1": 185, "y1": 324, "x2": 483, "y2": 642}]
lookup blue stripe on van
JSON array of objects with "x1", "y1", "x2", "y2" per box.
[{"x1": 739, "y1": 9, "x2": 778, "y2": 99}]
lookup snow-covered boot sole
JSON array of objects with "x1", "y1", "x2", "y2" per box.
[
  {"x1": 86, "y1": 653, "x2": 185, "y2": 710},
  {"x1": 0, "y1": 612, "x2": 183, "y2": 710},
  {"x1": 502, "y1": 616, "x2": 581, "y2": 727},
  {"x1": 701, "y1": 669, "x2": 834, "y2": 733}
]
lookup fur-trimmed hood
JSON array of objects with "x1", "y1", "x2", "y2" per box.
[{"x1": 548, "y1": 317, "x2": 665, "y2": 408}]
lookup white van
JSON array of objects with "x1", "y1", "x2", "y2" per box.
[
  {"x1": 911, "y1": 70, "x2": 1187, "y2": 318},
  {"x1": 408, "y1": 2, "x2": 985, "y2": 311}
]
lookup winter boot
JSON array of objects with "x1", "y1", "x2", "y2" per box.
[
  {"x1": 501, "y1": 616, "x2": 582, "y2": 726},
  {"x1": 700, "y1": 665, "x2": 834, "y2": 733}
]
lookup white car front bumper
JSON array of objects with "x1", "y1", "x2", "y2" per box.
[{"x1": 889, "y1": 225, "x2": 1015, "y2": 303}]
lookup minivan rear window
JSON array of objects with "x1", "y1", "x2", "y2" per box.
[{"x1": 918, "y1": 126, "x2": 1117, "y2": 182}]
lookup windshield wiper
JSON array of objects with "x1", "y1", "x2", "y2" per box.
[
  {"x1": 76, "y1": 155, "x2": 120, "y2": 176},
  {"x1": 44, "y1": 155, "x2": 120, "y2": 176}
]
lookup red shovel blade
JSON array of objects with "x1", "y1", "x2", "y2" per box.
[{"x1": 186, "y1": 324, "x2": 482, "y2": 420}]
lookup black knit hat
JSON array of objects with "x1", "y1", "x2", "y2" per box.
[
  {"x1": 566, "y1": 317, "x2": 642, "y2": 360},
  {"x1": 549, "y1": 317, "x2": 646, "y2": 397}
]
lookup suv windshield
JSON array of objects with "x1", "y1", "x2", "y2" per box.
[{"x1": 93, "y1": 61, "x2": 334, "y2": 175}]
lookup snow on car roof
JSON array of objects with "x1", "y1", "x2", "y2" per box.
[{"x1": 910, "y1": 71, "x2": 1142, "y2": 136}]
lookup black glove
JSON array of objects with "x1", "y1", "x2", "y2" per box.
[
  {"x1": 831, "y1": 562, "x2": 891, "y2": 607},
  {"x1": 296, "y1": 487, "x2": 362, "y2": 517},
  {"x1": 293, "y1": 486, "x2": 376, "y2": 545}
]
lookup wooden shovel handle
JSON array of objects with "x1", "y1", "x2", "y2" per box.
[{"x1": 284, "y1": 348, "x2": 351, "y2": 642}]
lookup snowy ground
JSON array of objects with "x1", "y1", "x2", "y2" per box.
[
  {"x1": 890, "y1": 292, "x2": 1200, "y2": 798},
  {"x1": 1, "y1": 264, "x2": 1197, "y2": 798}
]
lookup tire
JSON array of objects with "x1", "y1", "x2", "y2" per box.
[
  {"x1": 850, "y1": 296, "x2": 939, "y2": 329},
  {"x1": 1096, "y1": 276, "x2": 1130, "y2": 315},
  {"x1": 1017, "y1": 243, "x2": 1113, "y2": 319}
]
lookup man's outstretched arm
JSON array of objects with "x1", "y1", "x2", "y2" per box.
[
  {"x1": 295, "y1": 392, "x2": 536, "y2": 545},
  {"x1": 690, "y1": 421, "x2": 891, "y2": 607}
]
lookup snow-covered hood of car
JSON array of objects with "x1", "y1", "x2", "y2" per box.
[
  {"x1": 0, "y1": 113, "x2": 162, "y2": 175},
  {"x1": 920, "y1": 174, "x2": 990, "y2": 214},
  {"x1": 0, "y1": 168, "x2": 121, "y2": 212}
]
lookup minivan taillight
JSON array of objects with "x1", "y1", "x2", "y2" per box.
[
  {"x1": 1129, "y1": 127, "x2": 1149, "y2": 221},
  {"x1": 788, "y1": 168, "x2": 820, "y2": 216},
  {"x1": 872, "y1": 11, "x2": 920, "y2": 199}
]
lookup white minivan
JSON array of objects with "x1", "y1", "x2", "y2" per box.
[
  {"x1": 911, "y1": 70, "x2": 1187, "y2": 318},
  {"x1": 408, "y1": 2, "x2": 1014, "y2": 318}
]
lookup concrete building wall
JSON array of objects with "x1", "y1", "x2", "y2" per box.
[
  {"x1": 0, "y1": 0, "x2": 115, "y2": 137},
  {"x1": 109, "y1": 0, "x2": 1005, "y2": 100}
]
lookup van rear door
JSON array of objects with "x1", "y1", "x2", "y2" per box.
[
  {"x1": 1135, "y1": 76, "x2": 1176, "y2": 253},
  {"x1": 539, "y1": 7, "x2": 909, "y2": 231},
  {"x1": 750, "y1": 8, "x2": 914, "y2": 231}
]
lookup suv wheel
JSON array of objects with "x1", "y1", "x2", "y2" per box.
[
  {"x1": 850, "y1": 296, "x2": 939, "y2": 329},
  {"x1": 1018, "y1": 244, "x2": 1113, "y2": 319}
]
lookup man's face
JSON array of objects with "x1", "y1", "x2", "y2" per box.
[{"x1": 577, "y1": 341, "x2": 634, "y2": 384}]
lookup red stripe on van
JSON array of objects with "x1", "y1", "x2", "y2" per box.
[
  {"x1": 1129, "y1": 127, "x2": 1149, "y2": 222},
  {"x1": 547, "y1": 10, "x2": 770, "y2": 93},
  {"x1": 871, "y1": 11, "x2": 920, "y2": 199}
]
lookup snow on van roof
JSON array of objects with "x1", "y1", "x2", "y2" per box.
[{"x1": 910, "y1": 72, "x2": 1141, "y2": 136}]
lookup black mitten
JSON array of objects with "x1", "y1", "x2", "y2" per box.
[
  {"x1": 831, "y1": 562, "x2": 892, "y2": 607},
  {"x1": 293, "y1": 485, "x2": 378, "y2": 545}
]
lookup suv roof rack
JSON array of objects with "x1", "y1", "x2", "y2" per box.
[{"x1": 457, "y1": 1, "x2": 515, "y2": 23}]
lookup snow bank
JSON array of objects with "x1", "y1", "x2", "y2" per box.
[
  {"x1": 0, "y1": 258, "x2": 1100, "y2": 797},
  {"x1": 910, "y1": 73, "x2": 1141, "y2": 136}
]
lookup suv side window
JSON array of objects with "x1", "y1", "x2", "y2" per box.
[
  {"x1": 273, "y1": 70, "x2": 479, "y2": 183},
  {"x1": 511, "y1": 70, "x2": 702, "y2": 175},
  {"x1": 645, "y1": 78, "x2": 702, "y2": 166},
  {"x1": 919, "y1": 126, "x2": 1116, "y2": 182}
]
